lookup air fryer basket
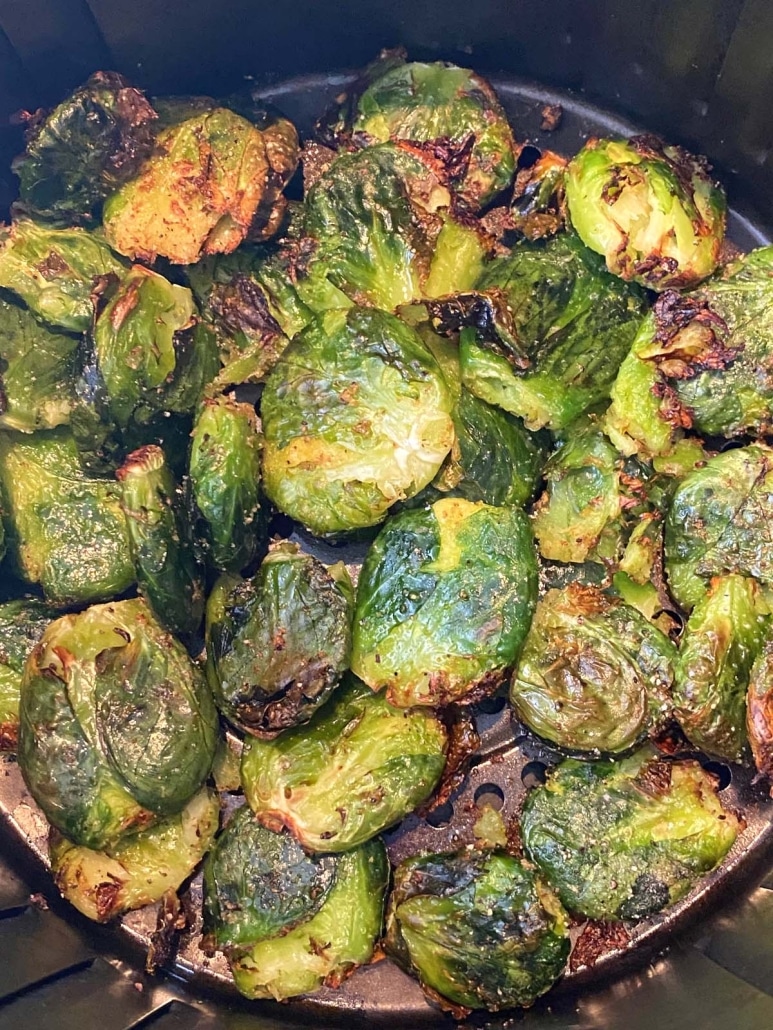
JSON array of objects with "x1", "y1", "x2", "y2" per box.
[{"x1": 0, "y1": 2, "x2": 772, "y2": 1028}]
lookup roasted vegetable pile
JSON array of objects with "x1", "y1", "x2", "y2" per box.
[{"x1": 1, "y1": 48, "x2": 770, "y2": 1018}]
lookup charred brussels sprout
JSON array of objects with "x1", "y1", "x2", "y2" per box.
[
  {"x1": 674, "y1": 575, "x2": 769, "y2": 763},
  {"x1": 664, "y1": 444, "x2": 773, "y2": 611},
  {"x1": 0, "y1": 598, "x2": 56, "y2": 750},
  {"x1": 332, "y1": 54, "x2": 516, "y2": 210},
  {"x1": 522, "y1": 749, "x2": 740, "y2": 921},
  {"x1": 206, "y1": 542, "x2": 353, "y2": 735},
  {"x1": 748, "y1": 637, "x2": 773, "y2": 787},
  {"x1": 19, "y1": 598, "x2": 219, "y2": 849},
  {"x1": 261, "y1": 307, "x2": 454, "y2": 535},
  {"x1": 13, "y1": 71, "x2": 157, "y2": 226},
  {"x1": 118, "y1": 445, "x2": 205, "y2": 638},
  {"x1": 303, "y1": 143, "x2": 487, "y2": 311},
  {"x1": 352, "y1": 498, "x2": 538, "y2": 707},
  {"x1": 241, "y1": 676, "x2": 447, "y2": 851},
  {"x1": 0, "y1": 428, "x2": 134, "y2": 606},
  {"x1": 565, "y1": 136, "x2": 726, "y2": 290},
  {"x1": 189, "y1": 395, "x2": 265, "y2": 573},
  {"x1": 461, "y1": 234, "x2": 647, "y2": 430},
  {"x1": 50, "y1": 787, "x2": 219, "y2": 923},
  {"x1": 203, "y1": 806, "x2": 388, "y2": 1001},
  {"x1": 103, "y1": 108, "x2": 287, "y2": 265},
  {"x1": 385, "y1": 849, "x2": 569, "y2": 1012},
  {"x1": 511, "y1": 585, "x2": 676, "y2": 754},
  {"x1": 0, "y1": 296, "x2": 80, "y2": 431},
  {"x1": 0, "y1": 220, "x2": 126, "y2": 332}
]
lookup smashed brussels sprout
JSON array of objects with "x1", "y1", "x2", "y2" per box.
[
  {"x1": 0, "y1": 428, "x2": 135, "y2": 606},
  {"x1": 241, "y1": 675, "x2": 447, "y2": 851},
  {"x1": 261, "y1": 307, "x2": 454, "y2": 535},
  {"x1": 0, "y1": 598, "x2": 56, "y2": 750},
  {"x1": 386, "y1": 849, "x2": 570, "y2": 1013},
  {"x1": 565, "y1": 136, "x2": 726, "y2": 290},
  {"x1": 352, "y1": 497, "x2": 538, "y2": 707},
  {"x1": 511, "y1": 584, "x2": 676, "y2": 754},
  {"x1": 13, "y1": 71, "x2": 158, "y2": 226},
  {"x1": 674, "y1": 575, "x2": 769, "y2": 763},
  {"x1": 664, "y1": 444, "x2": 773, "y2": 611},
  {"x1": 19, "y1": 598, "x2": 219, "y2": 850},
  {"x1": 50, "y1": 787, "x2": 219, "y2": 923},
  {"x1": 522, "y1": 748, "x2": 741, "y2": 920},
  {"x1": 206, "y1": 542, "x2": 353, "y2": 735}
]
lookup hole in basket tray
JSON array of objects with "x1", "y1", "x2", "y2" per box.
[
  {"x1": 521, "y1": 760, "x2": 549, "y2": 790},
  {"x1": 425, "y1": 801, "x2": 454, "y2": 828},
  {"x1": 474, "y1": 783, "x2": 505, "y2": 811},
  {"x1": 700, "y1": 760, "x2": 732, "y2": 791},
  {"x1": 476, "y1": 694, "x2": 507, "y2": 715}
]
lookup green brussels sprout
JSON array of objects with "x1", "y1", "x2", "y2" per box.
[
  {"x1": 261, "y1": 307, "x2": 454, "y2": 536},
  {"x1": 203, "y1": 806, "x2": 388, "y2": 1001},
  {"x1": 241, "y1": 675, "x2": 448, "y2": 852},
  {"x1": 331, "y1": 53, "x2": 516, "y2": 210},
  {"x1": 510, "y1": 584, "x2": 677, "y2": 754},
  {"x1": 302, "y1": 143, "x2": 488, "y2": 311},
  {"x1": 674, "y1": 575, "x2": 769, "y2": 763},
  {"x1": 385, "y1": 849, "x2": 570, "y2": 1013},
  {"x1": 352, "y1": 497, "x2": 538, "y2": 707},
  {"x1": 117, "y1": 445, "x2": 205, "y2": 638},
  {"x1": 612, "y1": 512, "x2": 678, "y2": 633},
  {"x1": 103, "y1": 108, "x2": 284, "y2": 265},
  {"x1": 93, "y1": 265, "x2": 217, "y2": 428},
  {"x1": 460, "y1": 234, "x2": 647, "y2": 431},
  {"x1": 0, "y1": 597, "x2": 56, "y2": 750},
  {"x1": 521, "y1": 748, "x2": 741, "y2": 921},
  {"x1": 50, "y1": 787, "x2": 219, "y2": 923},
  {"x1": 748, "y1": 636, "x2": 773, "y2": 787},
  {"x1": 189, "y1": 395, "x2": 265, "y2": 573},
  {"x1": 0, "y1": 220, "x2": 127, "y2": 332},
  {"x1": 0, "y1": 428, "x2": 135, "y2": 606},
  {"x1": 664, "y1": 444, "x2": 773, "y2": 611},
  {"x1": 206, "y1": 542, "x2": 353, "y2": 735},
  {"x1": 13, "y1": 71, "x2": 158, "y2": 226},
  {"x1": 622, "y1": 248, "x2": 773, "y2": 440},
  {"x1": 565, "y1": 135, "x2": 726, "y2": 290},
  {"x1": 19, "y1": 597, "x2": 219, "y2": 850},
  {"x1": 0, "y1": 296, "x2": 80, "y2": 431}
]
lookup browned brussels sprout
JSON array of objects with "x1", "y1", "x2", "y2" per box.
[
  {"x1": 748, "y1": 636, "x2": 773, "y2": 789},
  {"x1": 0, "y1": 597, "x2": 57, "y2": 750},
  {"x1": 565, "y1": 136, "x2": 726, "y2": 290},
  {"x1": 510, "y1": 584, "x2": 677, "y2": 754},
  {"x1": 13, "y1": 71, "x2": 157, "y2": 226},
  {"x1": 205, "y1": 542, "x2": 353, "y2": 735},
  {"x1": 385, "y1": 848, "x2": 570, "y2": 1013},
  {"x1": 521, "y1": 748, "x2": 741, "y2": 921}
]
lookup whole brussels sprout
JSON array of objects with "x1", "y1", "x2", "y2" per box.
[
  {"x1": 352, "y1": 498, "x2": 538, "y2": 707},
  {"x1": 103, "y1": 109, "x2": 275, "y2": 265},
  {"x1": 664, "y1": 444, "x2": 773, "y2": 611},
  {"x1": 241, "y1": 675, "x2": 448, "y2": 852},
  {"x1": 385, "y1": 849, "x2": 570, "y2": 1013},
  {"x1": 0, "y1": 428, "x2": 135, "y2": 606},
  {"x1": 206, "y1": 542, "x2": 353, "y2": 735},
  {"x1": 328, "y1": 52, "x2": 516, "y2": 210},
  {"x1": 0, "y1": 598, "x2": 57, "y2": 750},
  {"x1": 748, "y1": 636, "x2": 773, "y2": 788},
  {"x1": 117, "y1": 445, "x2": 205, "y2": 638},
  {"x1": 521, "y1": 748, "x2": 741, "y2": 921},
  {"x1": 203, "y1": 805, "x2": 388, "y2": 1001},
  {"x1": 13, "y1": 71, "x2": 158, "y2": 226},
  {"x1": 261, "y1": 307, "x2": 454, "y2": 536},
  {"x1": 302, "y1": 143, "x2": 488, "y2": 311},
  {"x1": 510, "y1": 584, "x2": 677, "y2": 754},
  {"x1": 565, "y1": 135, "x2": 726, "y2": 290},
  {"x1": 460, "y1": 234, "x2": 647, "y2": 431},
  {"x1": 50, "y1": 787, "x2": 219, "y2": 923},
  {"x1": 19, "y1": 597, "x2": 219, "y2": 850},
  {"x1": 0, "y1": 220, "x2": 127, "y2": 332},
  {"x1": 0, "y1": 296, "x2": 80, "y2": 432},
  {"x1": 674, "y1": 575, "x2": 769, "y2": 763},
  {"x1": 189, "y1": 395, "x2": 266, "y2": 574}
]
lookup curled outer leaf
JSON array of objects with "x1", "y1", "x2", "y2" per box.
[{"x1": 748, "y1": 636, "x2": 773, "y2": 790}]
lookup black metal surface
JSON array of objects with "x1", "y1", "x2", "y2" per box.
[{"x1": 0, "y1": 47, "x2": 772, "y2": 1030}]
